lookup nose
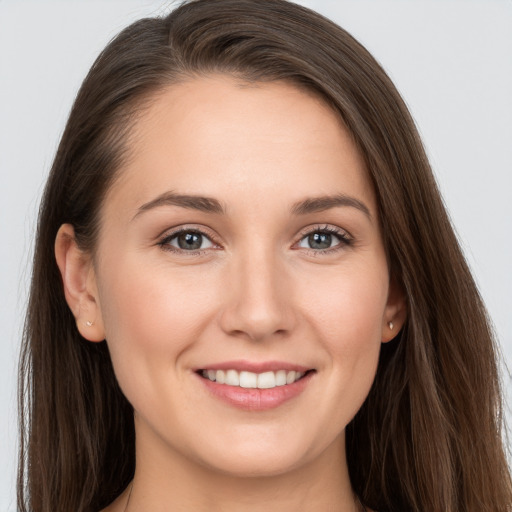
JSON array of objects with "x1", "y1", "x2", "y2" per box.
[{"x1": 218, "y1": 247, "x2": 297, "y2": 342}]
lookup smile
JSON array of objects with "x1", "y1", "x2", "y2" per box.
[
  {"x1": 200, "y1": 369, "x2": 306, "y2": 389},
  {"x1": 195, "y1": 362, "x2": 316, "y2": 411}
]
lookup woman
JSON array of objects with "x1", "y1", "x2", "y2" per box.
[{"x1": 18, "y1": 0, "x2": 512, "y2": 511}]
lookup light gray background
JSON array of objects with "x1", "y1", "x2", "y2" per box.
[{"x1": 1, "y1": 1, "x2": 511, "y2": 510}]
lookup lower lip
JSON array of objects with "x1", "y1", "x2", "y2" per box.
[{"x1": 197, "y1": 372, "x2": 314, "y2": 411}]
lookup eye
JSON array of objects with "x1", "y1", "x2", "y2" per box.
[
  {"x1": 297, "y1": 227, "x2": 351, "y2": 251},
  {"x1": 161, "y1": 229, "x2": 214, "y2": 251}
]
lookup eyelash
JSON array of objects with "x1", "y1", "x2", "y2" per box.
[{"x1": 157, "y1": 224, "x2": 353, "y2": 256}]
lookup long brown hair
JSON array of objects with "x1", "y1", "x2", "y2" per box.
[{"x1": 19, "y1": 1, "x2": 512, "y2": 510}]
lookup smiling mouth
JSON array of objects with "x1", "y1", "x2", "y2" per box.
[{"x1": 198, "y1": 369, "x2": 314, "y2": 389}]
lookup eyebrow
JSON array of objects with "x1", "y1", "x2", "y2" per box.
[
  {"x1": 133, "y1": 191, "x2": 225, "y2": 220},
  {"x1": 133, "y1": 191, "x2": 371, "y2": 220},
  {"x1": 291, "y1": 194, "x2": 371, "y2": 219}
]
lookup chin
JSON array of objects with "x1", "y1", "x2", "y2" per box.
[
  {"x1": 203, "y1": 452, "x2": 306, "y2": 479},
  {"x1": 191, "y1": 433, "x2": 324, "y2": 479}
]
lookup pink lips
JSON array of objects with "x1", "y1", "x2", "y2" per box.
[
  {"x1": 197, "y1": 360, "x2": 311, "y2": 373},
  {"x1": 195, "y1": 360, "x2": 315, "y2": 411}
]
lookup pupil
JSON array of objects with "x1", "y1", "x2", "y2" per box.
[
  {"x1": 309, "y1": 232, "x2": 331, "y2": 249},
  {"x1": 178, "y1": 232, "x2": 202, "y2": 250}
]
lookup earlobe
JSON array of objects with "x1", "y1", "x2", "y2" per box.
[
  {"x1": 54, "y1": 224, "x2": 105, "y2": 342},
  {"x1": 381, "y1": 276, "x2": 407, "y2": 343}
]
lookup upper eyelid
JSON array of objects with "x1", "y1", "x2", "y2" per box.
[
  {"x1": 159, "y1": 224, "x2": 350, "y2": 236},
  {"x1": 296, "y1": 224, "x2": 352, "y2": 240},
  {"x1": 159, "y1": 225, "x2": 218, "y2": 241}
]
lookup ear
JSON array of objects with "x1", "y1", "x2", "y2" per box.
[
  {"x1": 54, "y1": 224, "x2": 105, "y2": 342},
  {"x1": 381, "y1": 275, "x2": 407, "y2": 343}
]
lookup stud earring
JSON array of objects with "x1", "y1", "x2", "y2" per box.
[
  {"x1": 388, "y1": 321, "x2": 394, "y2": 330},
  {"x1": 85, "y1": 320, "x2": 94, "y2": 327}
]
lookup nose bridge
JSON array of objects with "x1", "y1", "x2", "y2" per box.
[{"x1": 220, "y1": 240, "x2": 294, "y2": 341}]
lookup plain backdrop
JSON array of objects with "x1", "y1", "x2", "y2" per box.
[{"x1": 1, "y1": 1, "x2": 511, "y2": 510}]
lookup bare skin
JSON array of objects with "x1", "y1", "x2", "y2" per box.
[{"x1": 56, "y1": 76, "x2": 403, "y2": 511}]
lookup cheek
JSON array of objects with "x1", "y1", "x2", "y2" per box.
[
  {"x1": 300, "y1": 261, "x2": 388, "y2": 349},
  {"x1": 297, "y1": 261, "x2": 388, "y2": 410},
  {"x1": 96, "y1": 255, "x2": 221, "y2": 388}
]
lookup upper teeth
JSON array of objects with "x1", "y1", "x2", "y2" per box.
[{"x1": 202, "y1": 369, "x2": 305, "y2": 389}]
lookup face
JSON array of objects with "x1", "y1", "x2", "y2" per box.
[{"x1": 79, "y1": 76, "x2": 403, "y2": 477}]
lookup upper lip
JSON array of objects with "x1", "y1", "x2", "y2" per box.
[{"x1": 194, "y1": 360, "x2": 313, "y2": 373}]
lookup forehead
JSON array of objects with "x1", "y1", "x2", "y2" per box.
[{"x1": 103, "y1": 75, "x2": 375, "y2": 218}]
